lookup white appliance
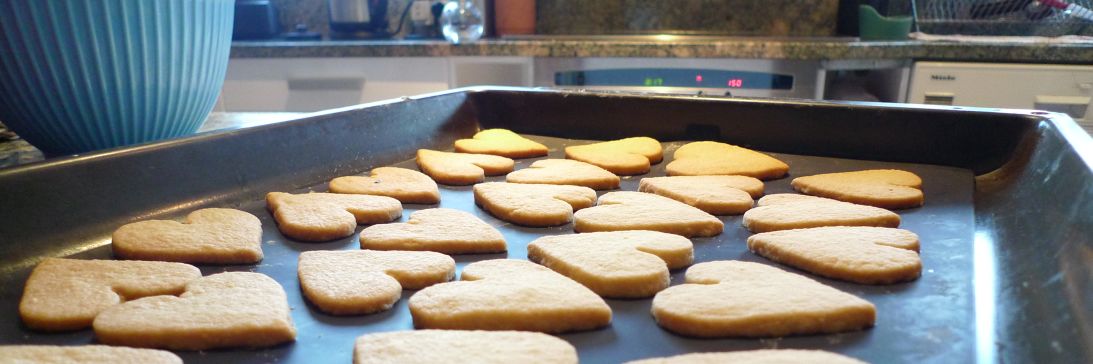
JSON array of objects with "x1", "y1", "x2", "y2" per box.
[{"x1": 908, "y1": 62, "x2": 1093, "y2": 133}]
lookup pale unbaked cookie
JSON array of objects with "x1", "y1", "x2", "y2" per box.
[
  {"x1": 0, "y1": 345, "x2": 182, "y2": 364},
  {"x1": 639, "y1": 175, "x2": 764, "y2": 215},
  {"x1": 416, "y1": 149, "x2": 515, "y2": 185},
  {"x1": 528, "y1": 231, "x2": 693, "y2": 298},
  {"x1": 666, "y1": 141, "x2": 789, "y2": 180},
  {"x1": 742, "y1": 194, "x2": 900, "y2": 233},
  {"x1": 473, "y1": 182, "x2": 597, "y2": 227},
  {"x1": 507, "y1": 159, "x2": 620, "y2": 190},
  {"x1": 266, "y1": 192, "x2": 402, "y2": 242},
  {"x1": 573, "y1": 192, "x2": 723, "y2": 238},
  {"x1": 409, "y1": 259, "x2": 612, "y2": 333},
  {"x1": 748, "y1": 226, "x2": 922, "y2": 284},
  {"x1": 565, "y1": 137, "x2": 663, "y2": 175},
  {"x1": 19, "y1": 258, "x2": 200, "y2": 332},
  {"x1": 625, "y1": 349, "x2": 867, "y2": 364},
  {"x1": 111, "y1": 208, "x2": 263, "y2": 264},
  {"x1": 93, "y1": 272, "x2": 296, "y2": 350},
  {"x1": 359, "y1": 208, "x2": 506, "y2": 254},
  {"x1": 354, "y1": 330, "x2": 578, "y2": 364},
  {"x1": 298, "y1": 250, "x2": 455, "y2": 315},
  {"x1": 651, "y1": 261, "x2": 876, "y2": 338},
  {"x1": 329, "y1": 167, "x2": 440, "y2": 204},
  {"x1": 792, "y1": 169, "x2": 924, "y2": 209},
  {"x1": 453, "y1": 129, "x2": 549, "y2": 158}
]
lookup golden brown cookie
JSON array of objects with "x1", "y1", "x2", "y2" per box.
[
  {"x1": 748, "y1": 226, "x2": 922, "y2": 284},
  {"x1": 507, "y1": 159, "x2": 620, "y2": 190},
  {"x1": 329, "y1": 167, "x2": 440, "y2": 204},
  {"x1": 93, "y1": 272, "x2": 296, "y2": 350},
  {"x1": 666, "y1": 141, "x2": 789, "y2": 180},
  {"x1": 359, "y1": 208, "x2": 506, "y2": 254},
  {"x1": 416, "y1": 149, "x2": 515, "y2": 185},
  {"x1": 473, "y1": 182, "x2": 597, "y2": 227},
  {"x1": 111, "y1": 208, "x2": 263, "y2": 264},
  {"x1": 742, "y1": 194, "x2": 900, "y2": 233},
  {"x1": 453, "y1": 129, "x2": 549, "y2": 158},
  {"x1": 0, "y1": 345, "x2": 182, "y2": 364},
  {"x1": 528, "y1": 231, "x2": 693, "y2": 298},
  {"x1": 408, "y1": 259, "x2": 612, "y2": 333},
  {"x1": 625, "y1": 349, "x2": 867, "y2": 364},
  {"x1": 298, "y1": 250, "x2": 455, "y2": 315},
  {"x1": 651, "y1": 261, "x2": 876, "y2": 338},
  {"x1": 354, "y1": 330, "x2": 578, "y2": 364},
  {"x1": 565, "y1": 137, "x2": 663, "y2": 175},
  {"x1": 791, "y1": 169, "x2": 924, "y2": 209},
  {"x1": 573, "y1": 192, "x2": 723, "y2": 237},
  {"x1": 266, "y1": 192, "x2": 402, "y2": 242},
  {"x1": 638, "y1": 175, "x2": 764, "y2": 215},
  {"x1": 19, "y1": 258, "x2": 200, "y2": 332}
]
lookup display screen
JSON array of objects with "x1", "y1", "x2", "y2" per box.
[{"x1": 555, "y1": 68, "x2": 793, "y2": 90}]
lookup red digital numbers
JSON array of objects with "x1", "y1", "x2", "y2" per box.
[{"x1": 727, "y1": 78, "x2": 743, "y2": 88}]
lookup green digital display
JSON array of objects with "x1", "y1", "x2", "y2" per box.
[{"x1": 643, "y1": 77, "x2": 665, "y2": 86}]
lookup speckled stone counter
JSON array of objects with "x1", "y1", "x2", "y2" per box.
[{"x1": 230, "y1": 38, "x2": 1093, "y2": 63}]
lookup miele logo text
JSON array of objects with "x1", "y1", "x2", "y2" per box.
[{"x1": 931, "y1": 74, "x2": 956, "y2": 81}]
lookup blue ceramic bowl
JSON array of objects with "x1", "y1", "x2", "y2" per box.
[{"x1": 0, "y1": 0, "x2": 234, "y2": 155}]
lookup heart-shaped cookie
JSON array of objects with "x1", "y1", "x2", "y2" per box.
[
  {"x1": 408, "y1": 259, "x2": 612, "y2": 333},
  {"x1": 748, "y1": 226, "x2": 922, "y2": 284},
  {"x1": 355, "y1": 330, "x2": 578, "y2": 364},
  {"x1": 298, "y1": 250, "x2": 455, "y2": 315},
  {"x1": 416, "y1": 149, "x2": 515, "y2": 185},
  {"x1": 651, "y1": 261, "x2": 876, "y2": 338},
  {"x1": 359, "y1": 208, "x2": 506, "y2": 254},
  {"x1": 528, "y1": 231, "x2": 693, "y2": 298},
  {"x1": 267, "y1": 192, "x2": 402, "y2": 242},
  {"x1": 507, "y1": 159, "x2": 620, "y2": 190},
  {"x1": 665, "y1": 141, "x2": 789, "y2": 180},
  {"x1": 19, "y1": 258, "x2": 200, "y2": 332},
  {"x1": 565, "y1": 137, "x2": 663, "y2": 175},
  {"x1": 573, "y1": 192, "x2": 723, "y2": 237},
  {"x1": 329, "y1": 167, "x2": 440, "y2": 204},
  {"x1": 111, "y1": 208, "x2": 263, "y2": 264},
  {"x1": 791, "y1": 169, "x2": 924, "y2": 209},
  {"x1": 453, "y1": 129, "x2": 549, "y2": 158},
  {"x1": 742, "y1": 194, "x2": 900, "y2": 233},
  {"x1": 626, "y1": 350, "x2": 867, "y2": 364},
  {"x1": 93, "y1": 272, "x2": 296, "y2": 350},
  {"x1": 638, "y1": 175, "x2": 763, "y2": 215},
  {"x1": 473, "y1": 182, "x2": 597, "y2": 227},
  {"x1": 0, "y1": 345, "x2": 183, "y2": 364}
]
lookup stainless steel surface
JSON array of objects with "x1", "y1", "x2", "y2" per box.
[{"x1": 328, "y1": 0, "x2": 373, "y2": 23}]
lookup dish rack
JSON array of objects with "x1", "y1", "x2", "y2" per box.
[{"x1": 912, "y1": 0, "x2": 1093, "y2": 35}]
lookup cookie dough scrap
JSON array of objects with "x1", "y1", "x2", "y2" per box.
[
  {"x1": 360, "y1": 208, "x2": 506, "y2": 254},
  {"x1": 651, "y1": 261, "x2": 876, "y2": 338},
  {"x1": 416, "y1": 149, "x2": 515, "y2": 185},
  {"x1": 329, "y1": 167, "x2": 440, "y2": 204},
  {"x1": 409, "y1": 259, "x2": 612, "y2": 333},
  {"x1": 507, "y1": 159, "x2": 621, "y2": 190},
  {"x1": 298, "y1": 250, "x2": 455, "y2": 315},
  {"x1": 19, "y1": 258, "x2": 200, "y2": 332},
  {"x1": 0, "y1": 345, "x2": 182, "y2": 364},
  {"x1": 565, "y1": 137, "x2": 663, "y2": 175},
  {"x1": 625, "y1": 349, "x2": 867, "y2": 364},
  {"x1": 93, "y1": 272, "x2": 296, "y2": 350},
  {"x1": 742, "y1": 194, "x2": 900, "y2": 233},
  {"x1": 748, "y1": 226, "x2": 922, "y2": 284},
  {"x1": 792, "y1": 169, "x2": 924, "y2": 209},
  {"x1": 111, "y1": 208, "x2": 263, "y2": 264},
  {"x1": 666, "y1": 141, "x2": 789, "y2": 180},
  {"x1": 354, "y1": 330, "x2": 577, "y2": 364},
  {"x1": 528, "y1": 231, "x2": 693, "y2": 298},
  {"x1": 573, "y1": 191, "x2": 723, "y2": 238},
  {"x1": 639, "y1": 175, "x2": 764, "y2": 215},
  {"x1": 453, "y1": 129, "x2": 549, "y2": 158},
  {"x1": 267, "y1": 192, "x2": 402, "y2": 242},
  {"x1": 473, "y1": 182, "x2": 597, "y2": 227}
]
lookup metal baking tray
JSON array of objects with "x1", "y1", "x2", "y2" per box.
[{"x1": 0, "y1": 87, "x2": 1090, "y2": 364}]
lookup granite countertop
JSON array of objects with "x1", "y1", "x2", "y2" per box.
[{"x1": 230, "y1": 37, "x2": 1093, "y2": 63}]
